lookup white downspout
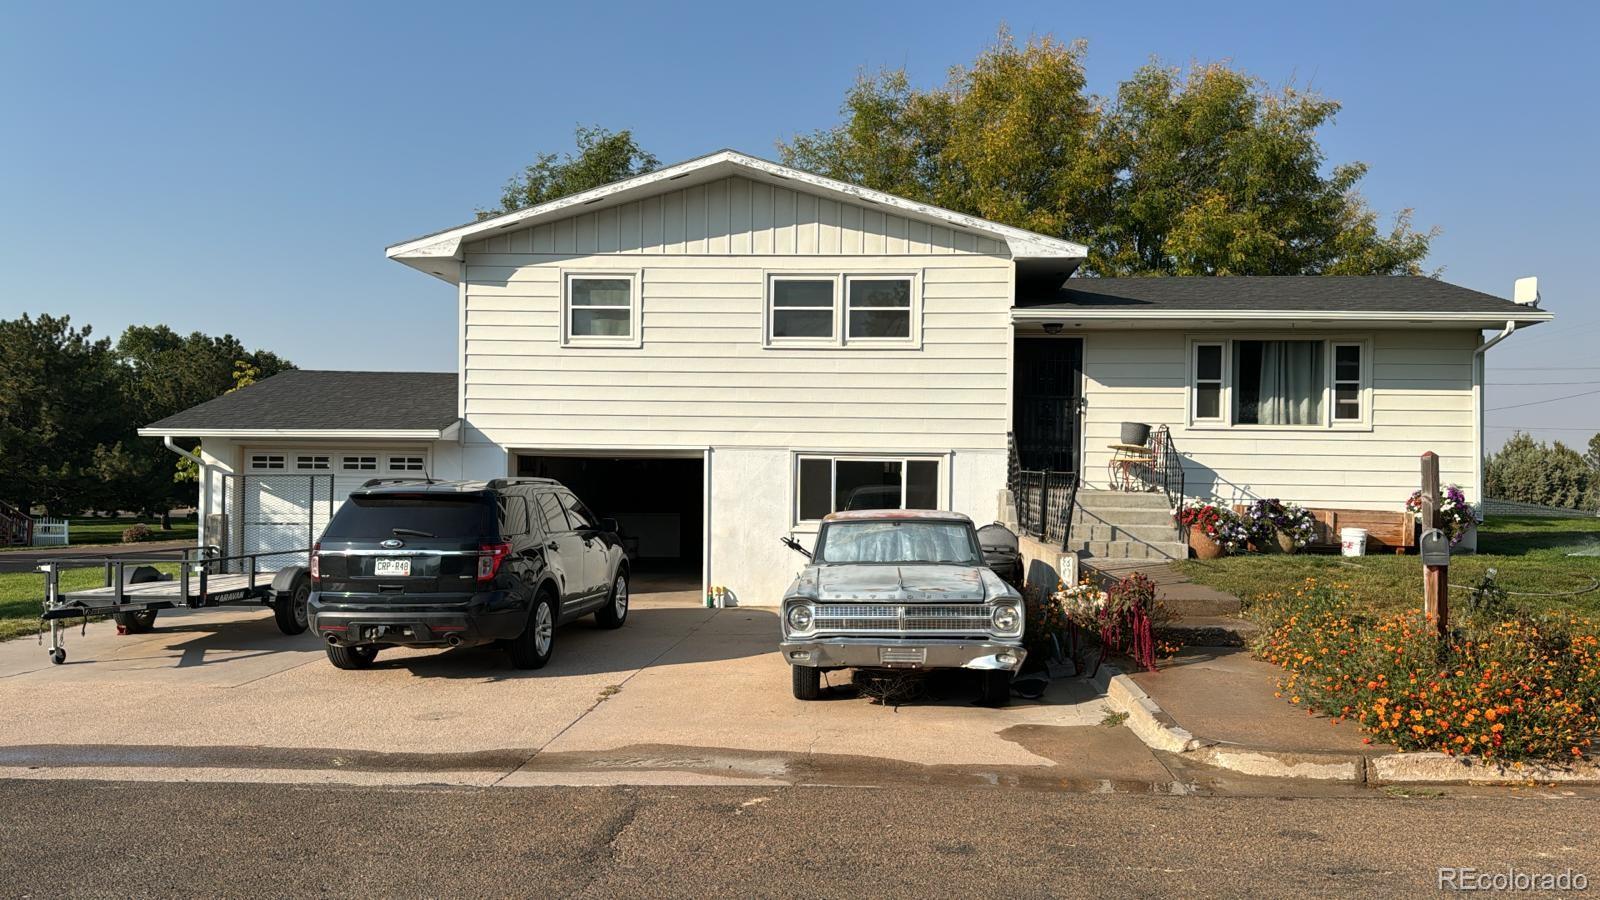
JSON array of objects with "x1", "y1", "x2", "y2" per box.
[
  {"x1": 1473, "y1": 319, "x2": 1517, "y2": 512},
  {"x1": 161, "y1": 436, "x2": 212, "y2": 549}
]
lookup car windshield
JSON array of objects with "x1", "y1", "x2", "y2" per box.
[
  {"x1": 816, "y1": 520, "x2": 981, "y2": 565},
  {"x1": 321, "y1": 493, "x2": 496, "y2": 541}
]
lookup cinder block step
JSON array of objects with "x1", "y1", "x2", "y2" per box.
[
  {"x1": 1065, "y1": 540, "x2": 1189, "y2": 561},
  {"x1": 1076, "y1": 524, "x2": 1184, "y2": 545},
  {"x1": 1074, "y1": 489, "x2": 1173, "y2": 511},
  {"x1": 1073, "y1": 506, "x2": 1177, "y2": 527}
]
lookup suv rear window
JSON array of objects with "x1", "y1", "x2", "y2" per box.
[{"x1": 322, "y1": 493, "x2": 497, "y2": 540}]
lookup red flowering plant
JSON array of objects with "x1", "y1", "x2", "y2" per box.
[
  {"x1": 1405, "y1": 483, "x2": 1478, "y2": 546},
  {"x1": 1174, "y1": 499, "x2": 1250, "y2": 552}
]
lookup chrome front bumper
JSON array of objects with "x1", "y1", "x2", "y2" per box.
[{"x1": 779, "y1": 637, "x2": 1026, "y2": 672}]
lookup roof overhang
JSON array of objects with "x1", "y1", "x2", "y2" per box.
[
  {"x1": 137, "y1": 421, "x2": 461, "y2": 442},
  {"x1": 1011, "y1": 308, "x2": 1556, "y2": 330},
  {"x1": 386, "y1": 150, "x2": 1088, "y2": 283}
]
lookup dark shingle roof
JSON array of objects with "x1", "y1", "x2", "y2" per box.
[
  {"x1": 143, "y1": 370, "x2": 458, "y2": 433},
  {"x1": 1026, "y1": 275, "x2": 1537, "y2": 315}
]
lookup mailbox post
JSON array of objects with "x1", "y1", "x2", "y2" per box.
[{"x1": 1420, "y1": 452, "x2": 1449, "y2": 637}]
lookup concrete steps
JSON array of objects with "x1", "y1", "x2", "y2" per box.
[{"x1": 1066, "y1": 489, "x2": 1185, "y2": 562}]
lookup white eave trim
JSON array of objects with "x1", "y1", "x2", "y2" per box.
[
  {"x1": 1011, "y1": 308, "x2": 1555, "y2": 326},
  {"x1": 137, "y1": 423, "x2": 459, "y2": 441},
  {"x1": 385, "y1": 150, "x2": 1087, "y2": 265}
]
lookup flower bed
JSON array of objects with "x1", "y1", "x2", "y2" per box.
[
  {"x1": 1029, "y1": 573, "x2": 1169, "y2": 671},
  {"x1": 1251, "y1": 578, "x2": 1600, "y2": 761}
]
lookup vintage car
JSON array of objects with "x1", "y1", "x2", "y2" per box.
[{"x1": 778, "y1": 509, "x2": 1026, "y2": 706}]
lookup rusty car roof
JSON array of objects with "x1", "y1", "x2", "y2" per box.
[{"x1": 821, "y1": 509, "x2": 974, "y2": 523}]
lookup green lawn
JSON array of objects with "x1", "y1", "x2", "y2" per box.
[
  {"x1": 0, "y1": 516, "x2": 196, "y2": 552},
  {"x1": 1174, "y1": 515, "x2": 1600, "y2": 618},
  {"x1": 0, "y1": 563, "x2": 181, "y2": 642}
]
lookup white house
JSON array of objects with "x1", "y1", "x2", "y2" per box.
[{"x1": 140, "y1": 150, "x2": 1552, "y2": 602}]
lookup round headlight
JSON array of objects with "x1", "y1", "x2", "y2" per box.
[
  {"x1": 787, "y1": 604, "x2": 814, "y2": 630},
  {"x1": 991, "y1": 604, "x2": 1020, "y2": 632}
]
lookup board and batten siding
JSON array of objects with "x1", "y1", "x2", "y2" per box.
[
  {"x1": 1080, "y1": 329, "x2": 1481, "y2": 510},
  {"x1": 457, "y1": 178, "x2": 1015, "y2": 454}
]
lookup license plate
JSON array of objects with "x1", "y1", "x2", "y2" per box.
[
  {"x1": 880, "y1": 647, "x2": 926, "y2": 665},
  {"x1": 374, "y1": 558, "x2": 411, "y2": 577}
]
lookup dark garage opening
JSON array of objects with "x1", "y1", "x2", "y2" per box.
[{"x1": 516, "y1": 454, "x2": 703, "y2": 577}]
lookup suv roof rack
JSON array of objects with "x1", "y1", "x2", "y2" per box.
[
  {"x1": 485, "y1": 477, "x2": 560, "y2": 490},
  {"x1": 360, "y1": 477, "x2": 440, "y2": 489}
]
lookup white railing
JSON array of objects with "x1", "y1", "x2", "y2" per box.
[{"x1": 32, "y1": 517, "x2": 69, "y2": 546}]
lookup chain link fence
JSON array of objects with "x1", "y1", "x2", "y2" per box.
[{"x1": 216, "y1": 474, "x2": 335, "y2": 572}]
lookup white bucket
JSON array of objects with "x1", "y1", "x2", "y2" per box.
[{"x1": 1340, "y1": 527, "x2": 1368, "y2": 557}]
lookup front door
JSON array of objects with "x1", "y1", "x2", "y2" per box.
[{"x1": 1013, "y1": 338, "x2": 1083, "y2": 473}]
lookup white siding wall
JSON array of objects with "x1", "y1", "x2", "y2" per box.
[{"x1": 1080, "y1": 329, "x2": 1481, "y2": 510}]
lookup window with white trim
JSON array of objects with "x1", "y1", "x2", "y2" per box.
[
  {"x1": 295, "y1": 455, "x2": 330, "y2": 471},
  {"x1": 845, "y1": 276, "x2": 913, "y2": 340},
  {"x1": 795, "y1": 455, "x2": 941, "y2": 522},
  {"x1": 387, "y1": 455, "x2": 425, "y2": 472},
  {"x1": 562, "y1": 272, "x2": 640, "y2": 347},
  {"x1": 341, "y1": 455, "x2": 377, "y2": 471},
  {"x1": 249, "y1": 453, "x2": 285, "y2": 471},
  {"x1": 767, "y1": 276, "x2": 836, "y2": 343},
  {"x1": 1332, "y1": 343, "x2": 1364, "y2": 422},
  {"x1": 1188, "y1": 337, "x2": 1370, "y2": 428}
]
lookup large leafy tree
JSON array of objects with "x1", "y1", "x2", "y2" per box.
[
  {"x1": 0, "y1": 315, "x2": 126, "y2": 515},
  {"x1": 780, "y1": 30, "x2": 1434, "y2": 276},
  {"x1": 482, "y1": 125, "x2": 659, "y2": 218}
]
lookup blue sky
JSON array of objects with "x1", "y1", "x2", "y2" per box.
[{"x1": 2, "y1": 1, "x2": 1594, "y2": 449}]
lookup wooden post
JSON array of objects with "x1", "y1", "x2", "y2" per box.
[{"x1": 1420, "y1": 452, "x2": 1448, "y2": 636}]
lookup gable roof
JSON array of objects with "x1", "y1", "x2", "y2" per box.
[
  {"x1": 138, "y1": 370, "x2": 459, "y2": 438},
  {"x1": 386, "y1": 149, "x2": 1088, "y2": 280},
  {"x1": 1014, "y1": 276, "x2": 1553, "y2": 327}
]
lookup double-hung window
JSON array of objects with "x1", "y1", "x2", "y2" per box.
[
  {"x1": 845, "y1": 276, "x2": 913, "y2": 341},
  {"x1": 767, "y1": 277, "x2": 837, "y2": 344},
  {"x1": 795, "y1": 455, "x2": 942, "y2": 523},
  {"x1": 764, "y1": 272, "x2": 920, "y2": 348},
  {"x1": 1188, "y1": 338, "x2": 1368, "y2": 428},
  {"x1": 562, "y1": 272, "x2": 640, "y2": 347}
]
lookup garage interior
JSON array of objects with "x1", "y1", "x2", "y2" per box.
[{"x1": 516, "y1": 454, "x2": 703, "y2": 577}]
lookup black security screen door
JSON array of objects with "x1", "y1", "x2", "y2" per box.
[{"x1": 1013, "y1": 338, "x2": 1083, "y2": 473}]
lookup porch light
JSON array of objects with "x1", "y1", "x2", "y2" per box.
[{"x1": 1042, "y1": 322, "x2": 1064, "y2": 334}]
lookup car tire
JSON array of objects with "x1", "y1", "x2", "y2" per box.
[
  {"x1": 326, "y1": 644, "x2": 379, "y2": 670},
  {"x1": 273, "y1": 574, "x2": 311, "y2": 636},
  {"x1": 112, "y1": 609, "x2": 158, "y2": 634},
  {"x1": 978, "y1": 669, "x2": 1011, "y2": 708},
  {"x1": 594, "y1": 571, "x2": 629, "y2": 629},
  {"x1": 792, "y1": 665, "x2": 822, "y2": 701},
  {"x1": 508, "y1": 592, "x2": 556, "y2": 670}
]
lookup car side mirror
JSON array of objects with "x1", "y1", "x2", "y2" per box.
[
  {"x1": 601, "y1": 517, "x2": 619, "y2": 534},
  {"x1": 780, "y1": 535, "x2": 812, "y2": 560}
]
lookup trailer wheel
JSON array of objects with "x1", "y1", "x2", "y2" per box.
[
  {"x1": 274, "y1": 573, "x2": 311, "y2": 636},
  {"x1": 49, "y1": 647, "x2": 66, "y2": 665},
  {"x1": 113, "y1": 609, "x2": 159, "y2": 634}
]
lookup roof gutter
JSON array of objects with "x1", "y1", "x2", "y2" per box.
[
  {"x1": 1473, "y1": 319, "x2": 1518, "y2": 516},
  {"x1": 1475, "y1": 319, "x2": 1518, "y2": 357}
]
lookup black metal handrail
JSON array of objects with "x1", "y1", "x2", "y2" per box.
[
  {"x1": 1149, "y1": 425, "x2": 1185, "y2": 510},
  {"x1": 1017, "y1": 469, "x2": 1079, "y2": 549}
]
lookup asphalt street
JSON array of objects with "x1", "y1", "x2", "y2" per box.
[{"x1": 1, "y1": 779, "x2": 1595, "y2": 898}]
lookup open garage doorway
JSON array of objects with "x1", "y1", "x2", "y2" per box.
[{"x1": 516, "y1": 453, "x2": 704, "y2": 586}]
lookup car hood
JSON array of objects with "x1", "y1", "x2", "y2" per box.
[{"x1": 796, "y1": 564, "x2": 1002, "y2": 603}]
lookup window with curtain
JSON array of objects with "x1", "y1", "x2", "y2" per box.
[{"x1": 1233, "y1": 340, "x2": 1325, "y2": 425}]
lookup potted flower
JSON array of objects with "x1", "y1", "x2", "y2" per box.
[
  {"x1": 1405, "y1": 484, "x2": 1479, "y2": 547},
  {"x1": 1244, "y1": 499, "x2": 1318, "y2": 554},
  {"x1": 1174, "y1": 500, "x2": 1248, "y2": 560}
]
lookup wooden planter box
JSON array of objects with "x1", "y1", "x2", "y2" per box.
[{"x1": 1233, "y1": 505, "x2": 1415, "y2": 555}]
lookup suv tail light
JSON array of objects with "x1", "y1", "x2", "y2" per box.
[
  {"x1": 477, "y1": 542, "x2": 511, "y2": 583},
  {"x1": 310, "y1": 542, "x2": 321, "y2": 584}
]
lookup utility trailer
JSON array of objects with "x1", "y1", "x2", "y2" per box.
[{"x1": 38, "y1": 548, "x2": 311, "y2": 665}]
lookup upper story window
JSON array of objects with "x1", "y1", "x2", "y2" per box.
[
  {"x1": 1188, "y1": 337, "x2": 1369, "y2": 429},
  {"x1": 764, "y1": 271, "x2": 920, "y2": 349},
  {"x1": 846, "y1": 276, "x2": 913, "y2": 341},
  {"x1": 562, "y1": 271, "x2": 641, "y2": 348},
  {"x1": 768, "y1": 277, "x2": 837, "y2": 344}
]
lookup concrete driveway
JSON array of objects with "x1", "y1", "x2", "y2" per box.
[{"x1": 0, "y1": 575, "x2": 1179, "y2": 789}]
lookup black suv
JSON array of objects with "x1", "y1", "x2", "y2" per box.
[{"x1": 308, "y1": 478, "x2": 629, "y2": 670}]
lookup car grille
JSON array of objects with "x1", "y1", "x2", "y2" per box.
[{"x1": 811, "y1": 603, "x2": 992, "y2": 634}]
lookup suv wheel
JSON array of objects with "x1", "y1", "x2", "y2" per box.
[
  {"x1": 792, "y1": 665, "x2": 822, "y2": 701},
  {"x1": 508, "y1": 592, "x2": 556, "y2": 670},
  {"x1": 594, "y1": 572, "x2": 629, "y2": 629},
  {"x1": 326, "y1": 644, "x2": 379, "y2": 670},
  {"x1": 274, "y1": 574, "x2": 311, "y2": 635},
  {"x1": 978, "y1": 669, "x2": 1011, "y2": 708}
]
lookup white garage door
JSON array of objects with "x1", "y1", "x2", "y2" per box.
[{"x1": 237, "y1": 449, "x2": 431, "y2": 567}]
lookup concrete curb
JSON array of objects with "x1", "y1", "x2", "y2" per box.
[{"x1": 1091, "y1": 664, "x2": 1600, "y2": 784}]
